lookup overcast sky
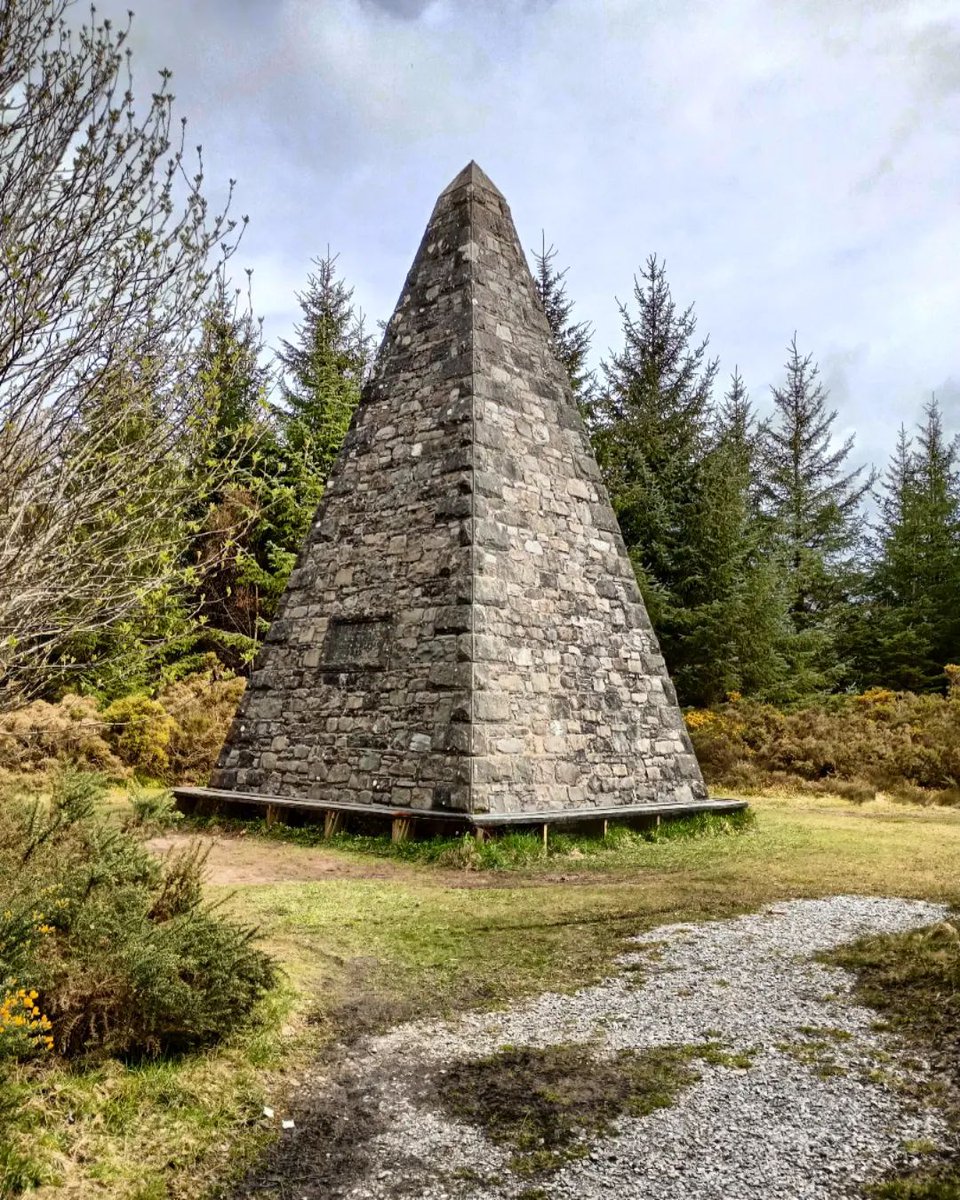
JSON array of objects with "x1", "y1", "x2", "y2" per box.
[{"x1": 125, "y1": 0, "x2": 959, "y2": 475}]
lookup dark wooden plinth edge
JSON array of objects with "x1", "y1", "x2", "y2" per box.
[{"x1": 172, "y1": 786, "x2": 747, "y2": 841}]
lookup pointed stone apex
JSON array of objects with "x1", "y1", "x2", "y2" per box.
[{"x1": 440, "y1": 160, "x2": 504, "y2": 199}]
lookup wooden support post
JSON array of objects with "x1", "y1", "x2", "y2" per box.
[
  {"x1": 542, "y1": 822, "x2": 549, "y2": 851},
  {"x1": 474, "y1": 826, "x2": 488, "y2": 844},
  {"x1": 265, "y1": 804, "x2": 277, "y2": 828},
  {"x1": 323, "y1": 810, "x2": 344, "y2": 839},
  {"x1": 200, "y1": 796, "x2": 221, "y2": 820},
  {"x1": 602, "y1": 818, "x2": 609, "y2": 838},
  {"x1": 392, "y1": 816, "x2": 413, "y2": 844},
  {"x1": 656, "y1": 814, "x2": 661, "y2": 828}
]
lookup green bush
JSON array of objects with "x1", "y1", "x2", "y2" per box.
[
  {"x1": 0, "y1": 772, "x2": 276, "y2": 1060},
  {"x1": 101, "y1": 695, "x2": 176, "y2": 779}
]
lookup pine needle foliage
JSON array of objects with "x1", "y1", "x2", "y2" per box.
[
  {"x1": 759, "y1": 338, "x2": 874, "y2": 635},
  {"x1": 863, "y1": 400, "x2": 960, "y2": 691},
  {"x1": 531, "y1": 234, "x2": 594, "y2": 412},
  {"x1": 276, "y1": 251, "x2": 374, "y2": 499}
]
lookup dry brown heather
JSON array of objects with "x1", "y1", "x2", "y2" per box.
[
  {"x1": 0, "y1": 671, "x2": 244, "y2": 785},
  {"x1": 687, "y1": 684, "x2": 960, "y2": 805}
]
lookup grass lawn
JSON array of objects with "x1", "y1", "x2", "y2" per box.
[{"x1": 4, "y1": 792, "x2": 959, "y2": 1199}]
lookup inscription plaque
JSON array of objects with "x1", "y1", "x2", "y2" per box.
[{"x1": 322, "y1": 616, "x2": 391, "y2": 669}]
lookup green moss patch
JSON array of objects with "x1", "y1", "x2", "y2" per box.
[{"x1": 433, "y1": 1041, "x2": 740, "y2": 1177}]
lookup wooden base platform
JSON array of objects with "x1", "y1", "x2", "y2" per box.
[{"x1": 172, "y1": 786, "x2": 747, "y2": 843}]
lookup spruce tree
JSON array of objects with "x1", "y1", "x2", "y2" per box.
[
  {"x1": 758, "y1": 337, "x2": 873, "y2": 690},
  {"x1": 276, "y1": 252, "x2": 373, "y2": 518},
  {"x1": 592, "y1": 256, "x2": 728, "y2": 700},
  {"x1": 188, "y1": 275, "x2": 290, "y2": 661},
  {"x1": 531, "y1": 235, "x2": 594, "y2": 412},
  {"x1": 864, "y1": 401, "x2": 960, "y2": 690},
  {"x1": 715, "y1": 368, "x2": 754, "y2": 470},
  {"x1": 670, "y1": 372, "x2": 791, "y2": 705},
  {"x1": 593, "y1": 254, "x2": 718, "y2": 631}
]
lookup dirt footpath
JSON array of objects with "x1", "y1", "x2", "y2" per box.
[
  {"x1": 147, "y1": 830, "x2": 596, "y2": 888},
  {"x1": 146, "y1": 831, "x2": 412, "y2": 886}
]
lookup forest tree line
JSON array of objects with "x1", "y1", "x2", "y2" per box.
[
  {"x1": 545, "y1": 249, "x2": 960, "y2": 705},
  {"x1": 1, "y1": 1, "x2": 957, "y2": 713}
]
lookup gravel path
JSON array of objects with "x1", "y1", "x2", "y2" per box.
[{"x1": 266, "y1": 896, "x2": 953, "y2": 1200}]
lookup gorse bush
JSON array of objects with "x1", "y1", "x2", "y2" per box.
[
  {"x1": 0, "y1": 669, "x2": 245, "y2": 785},
  {"x1": 0, "y1": 772, "x2": 275, "y2": 1060},
  {"x1": 686, "y1": 670, "x2": 960, "y2": 803},
  {"x1": 3, "y1": 667, "x2": 960, "y2": 804},
  {"x1": 0, "y1": 694, "x2": 118, "y2": 778},
  {"x1": 125, "y1": 784, "x2": 184, "y2": 833},
  {"x1": 101, "y1": 694, "x2": 176, "y2": 778},
  {"x1": 161, "y1": 670, "x2": 246, "y2": 781}
]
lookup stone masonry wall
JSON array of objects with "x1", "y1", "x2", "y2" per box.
[
  {"x1": 212, "y1": 162, "x2": 707, "y2": 814},
  {"x1": 212, "y1": 174, "x2": 479, "y2": 810},
  {"x1": 463, "y1": 172, "x2": 704, "y2": 811}
]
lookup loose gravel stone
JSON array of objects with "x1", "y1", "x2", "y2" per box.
[{"x1": 296, "y1": 896, "x2": 951, "y2": 1199}]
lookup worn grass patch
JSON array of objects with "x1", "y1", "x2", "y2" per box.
[
  {"x1": 434, "y1": 1042, "x2": 709, "y2": 1176},
  {"x1": 828, "y1": 919, "x2": 960, "y2": 1196}
]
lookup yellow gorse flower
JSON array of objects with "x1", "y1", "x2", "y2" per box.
[{"x1": 0, "y1": 986, "x2": 54, "y2": 1053}]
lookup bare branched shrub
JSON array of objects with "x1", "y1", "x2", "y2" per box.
[{"x1": 0, "y1": 0, "x2": 246, "y2": 706}]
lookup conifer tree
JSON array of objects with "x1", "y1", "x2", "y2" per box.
[
  {"x1": 758, "y1": 337, "x2": 873, "y2": 688},
  {"x1": 188, "y1": 275, "x2": 290, "y2": 661},
  {"x1": 715, "y1": 368, "x2": 754, "y2": 471},
  {"x1": 532, "y1": 235, "x2": 594, "y2": 412},
  {"x1": 670, "y1": 372, "x2": 791, "y2": 705},
  {"x1": 862, "y1": 400, "x2": 960, "y2": 689},
  {"x1": 276, "y1": 252, "x2": 373, "y2": 521},
  {"x1": 593, "y1": 254, "x2": 718, "y2": 633}
]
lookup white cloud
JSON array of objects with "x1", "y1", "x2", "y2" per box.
[{"x1": 120, "y1": 0, "x2": 958, "y2": 469}]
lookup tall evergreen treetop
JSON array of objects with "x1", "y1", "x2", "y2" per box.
[
  {"x1": 716, "y1": 368, "x2": 753, "y2": 458},
  {"x1": 901, "y1": 399, "x2": 960, "y2": 670},
  {"x1": 594, "y1": 254, "x2": 718, "y2": 598},
  {"x1": 759, "y1": 336, "x2": 873, "y2": 631},
  {"x1": 197, "y1": 272, "x2": 271, "y2": 445},
  {"x1": 600, "y1": 255, "x2": 717, "y2": 442},
  {"x1": 531, "y1": 234, "x2": 594, "y2": 409},
  {"x1": 852, "y1": 400, "x2": 960, "y2": 691},
  {"x1": 276, "y1": 251, "x2": 374, "y2": 484}
]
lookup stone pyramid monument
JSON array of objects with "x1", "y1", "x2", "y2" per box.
[{"x1": 206, "y1": 163, "x2": 708, "y2": 821}]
